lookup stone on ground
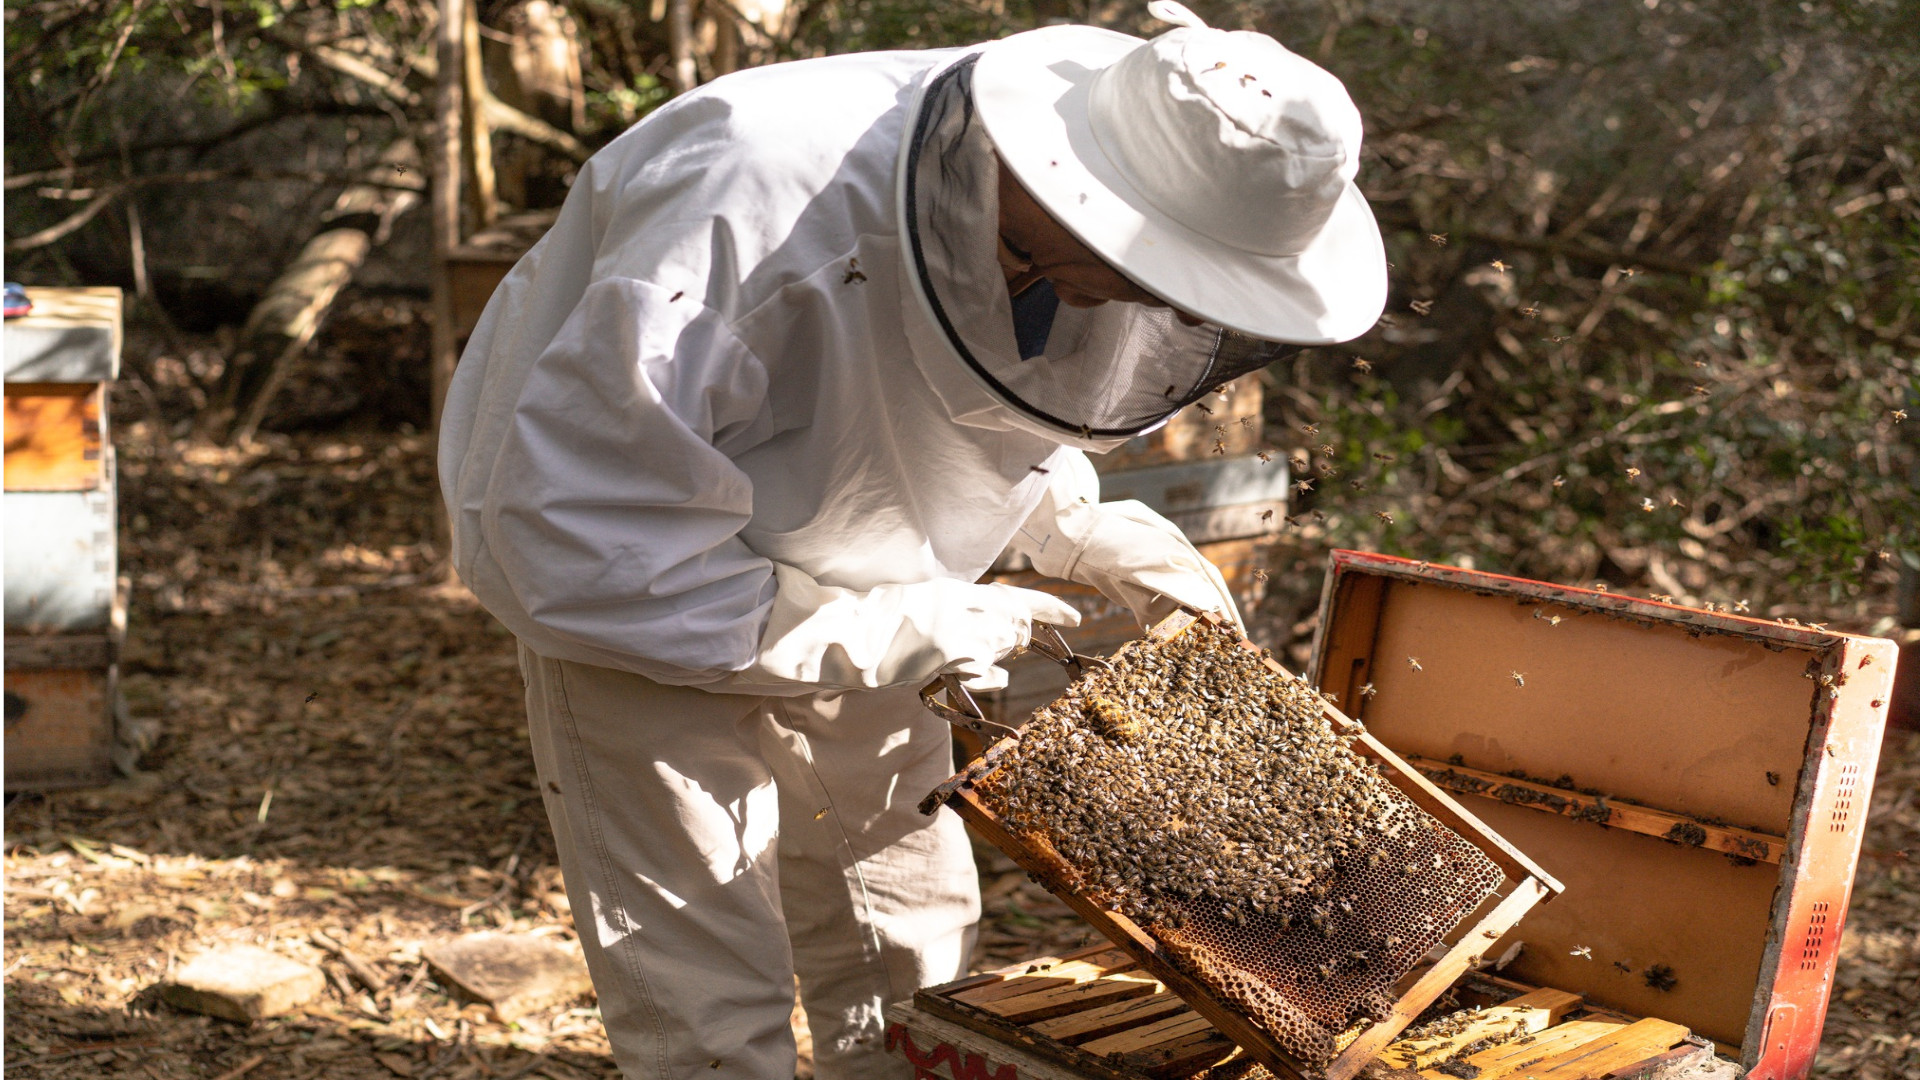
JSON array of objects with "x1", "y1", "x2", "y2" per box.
[
  {"x1": 161, "y1": 944, "x2": 325, "y2": 1022},
  {"x1": 422, "y1": 932, "x2": 592, "y2": 1021}
]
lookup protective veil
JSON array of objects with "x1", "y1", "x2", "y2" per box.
[{"x1": 900, "y1": 55, "x2": 1299, "y2": 447}]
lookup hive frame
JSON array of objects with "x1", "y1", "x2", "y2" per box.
[{"x1": 921, "y1": 610, "x2": 1565, "y2": 1080}]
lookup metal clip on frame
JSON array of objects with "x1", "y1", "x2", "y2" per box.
[{"x1": 919, "y1": 621, "x2": 1112, "y2": 741}]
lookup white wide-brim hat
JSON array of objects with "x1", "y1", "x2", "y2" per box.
[{"x1": 973, "y1": 1, "x2": 1387, "y2": 344}]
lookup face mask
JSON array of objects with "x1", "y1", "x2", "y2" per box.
[{"x1": 901, "y1": 56, "x2": 1299, "y2": 446}]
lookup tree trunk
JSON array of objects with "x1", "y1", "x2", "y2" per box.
[{"x1": 209, "y1": 139, "x2": 423, "y2": 444}]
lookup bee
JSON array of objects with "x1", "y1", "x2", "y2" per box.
[
  {"x1": 392, "y1": 163, "x2": 410, "y2": 175},
  {"x1": 1303, "y1": 423, "x2": 1320, "y2": 436},
  {"x1": 1624, "y1": 266, "x2": 1641, "y2": 277},
  {"x1": 1734, "y1": 599, "x2": 1751, "y2": 613},
  {"x1": 1765, "y1": 771, "x2": 1780, "y2": 786},
  {"x1": 1410, "y1": 299, "x2": 1434, "y2": 315},
  {"x1": 1239, "y1": 416, "x2": 1257, "y2": 430},
  {"x1": 1625, "y1": 466, "x2": 1642, "y2": 479},
  {"x1": 1352, "y1": 357, "x2": 1373, "y2": 373},
  {"x1": 1650, "y1": 593, "x2": 1675, "y2": 603},
  {"x1": 1256, "y1": 449, "x2": 1274, "y2": 463},
  {"x1": 1349, "y1": 479, "x2": 1367, "y2": 491},
  {"x1": 1668, "y1": 495, "x2": 1685, "y2": 508},
  {"x1": 1373, "y1": 452, "x2": 1396, "y2": 462},
  {"x1": 1407, "y1": 657, "x2": 1424, "y2": 672},
  {"x1": 670, "y1": 291, "x2": 686, "y2": 302},
  {"x1": 1893, "y1": 409, "x2": 1907, "y2": 423},
  {"x1": 1375, "y1": 511, "x2": 1394, "y2": 525},
  {"x1": 1164, "y1": 384, "x2": 1178, "y2": 397},
  {"x1": 1491, "y1": 259, "x2": 1510, "y2": 273},
  {"x1": 1360, "y1": 683, "x2": 1378, "y2": 699},
  {"x1": 1428, "y1": 233, "x2": 1448, "y2": 246},
  {"x1": 1640, "y1": 497, "x2": 1656, "y2": 512},
  {"x1": 1211, "y1": 438, "x2": 1227, "y2": 455},
  {"x1": 1260, "y1": 508, "x2": 1275, "y2": 524},
  {"x1": 1594, "y1": 582, "x2": 1610, "y2": 592},
  {"x1": 1293, "y1": 479, "x2": 1315, "y2": 494},
  {"x1": 1521, "y1": 305, "x2": 1540, "y2": 318},
  {"x1": 1510, "y1": 671, "x2": 1526, "y2": 688},
  {"x1": 1877, "y1": 548, "x2": 1893, "y2": 561},
  {"x1": 1552, "y1": 474, "x2": 1566, "y2": 488},
  {"x1": 1691, "y1": 384, "x2": 1711, "y2": 396},
  {"x1": 1612, "y1": 961, "x2": 1634, "y2": 974},
  {"x1": 1318, "y1": 443, "x2": 1335, "y2": 457},
  {"x1": 1311, "y1": 510, "x2": 1326, "y2": 522},
  {"x1": 1570, "y1": 945, "x2": 1593, "y2": 960},
  {"x1": 1194, "y1": 402, "x2": 1214, "y2": 415},
  {"x1": 1254, "y1": 568, "x2": 1270, "y2": 582},
  {"x1": 842, "y1": 258, "x2": 867, "y2": 284},
  {"x1": 1029, "y1": 465, "x2": 1050, "y2": 475},
  {"x1": 814, "y1": 807, "x2": 830, "y2": 820}
]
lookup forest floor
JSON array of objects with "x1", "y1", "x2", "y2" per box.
[{"x1": 4, "y1": 421, "x2": 1915, "y2": 1079}]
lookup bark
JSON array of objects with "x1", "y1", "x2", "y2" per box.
[{"x1": 208, "y1": 139, "x2": 423, "y2": 444}]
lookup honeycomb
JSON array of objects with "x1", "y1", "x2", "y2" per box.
[{"x1": 973, "y1": 619, "x2": 1504, "y2": 1068}]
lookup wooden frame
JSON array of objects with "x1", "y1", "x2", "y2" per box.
[{"x1": 923, "y1": 610, "x2": 1563, "y2": 1080}]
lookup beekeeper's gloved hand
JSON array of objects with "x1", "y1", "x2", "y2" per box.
[
  {"x1": 1010, "y1": 452, "x2": 1242, "y2": 632},
  {"x1": 726, "y1": 565, "x2": 1081, "y2": 694}
]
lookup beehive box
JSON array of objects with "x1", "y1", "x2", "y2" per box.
[
  {"x1": 1308, "y1": 551, "x2": 1894, "y2": 1079},
  {"x1": 893, "y1": 553, "x2": 1893, "y2": 1080},
  {"x1": 5, "y1": 286, "x2": 125, "y2": 790}
]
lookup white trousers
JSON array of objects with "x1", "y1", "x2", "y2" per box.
[{"x1": 519, "y1": 644, "x2": 981, "y2": 1080}]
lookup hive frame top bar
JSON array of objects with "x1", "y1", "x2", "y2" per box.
[{"x1": 922, "y1": 607, "x2": 1564, "y2": 1080}]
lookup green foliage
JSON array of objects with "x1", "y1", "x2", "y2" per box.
[{"x1": 1238, "y1": 0, "x2": 1919, "y2": 618}]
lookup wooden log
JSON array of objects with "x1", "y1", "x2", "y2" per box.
[
  {"x1": 213, "y1": 137, "x2": 422, "y2": 443},
  {"x1": 460, "y1": 0, "x2": 497, "y2": 230}
]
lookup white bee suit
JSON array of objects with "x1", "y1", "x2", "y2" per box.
[{"x1": 440, "y1": 44, "x2": 1239, "y2": 1080}]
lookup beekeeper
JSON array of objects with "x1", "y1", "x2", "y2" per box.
[{"x1": 438, "y1": 1, "x2": 1384, "y2": 1076}]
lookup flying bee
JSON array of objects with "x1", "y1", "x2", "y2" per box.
[
  {"x1": 1302, "y1": 424, "x2": 1320, "y2": 437},
  {"x1": 1029, "y1": 465, "x2": 1050, "y2": 475},
  {"x1": 1552, "y1": 474, "x2": 1566, "y2": 488},
  {"x1": 1375, "y1": 511, "x2": 1395, "y2": 525},
  {"x1": 1260, "y1": 508, "x2": 1275, "y2": 523},
  {"x1": 1428, "y1": 233, "x2": 1448, "y2": 246},
  {"x1": 1893, "y1": 409, "x2": 1907, "y2": 423},
  {"x1": 1613, "y1": 961, "x2": 1634, "y2": 974},
  {"x1": 1692, "y1": 384, "x2": 1711, "y2": 396},
  {"x1": 1372, "y1": 452, "x2": 1396, "y2": 462},
  {"x1": 1407, "y1": 656, "x2": 1424, "y2": 672},
  {"x1": 1734, "y1": 599, "x2": 1751, "y2": 613},
  {"x1": 1254, "y1": 568, "x2": 1270, "y2": 582},
  {"x1": 814, "y1": 807, "x2": 831, "y2": 820},
  {"x1": 1521, "y1": 305, "x2": 1540, "y2": 318},
  {"x1": 1641, "y1": 497, "x2": 1656, "y2": 512},
  {"x1": 1668, "y1": 495, "x2": 1685, "y2": 508},
  {"x1": 1510, "y1": 671, "x2": 1526, "y2": 688},
  {"x1": 1294, "y1": 479, "x2": 1315, "y2": 494},
  {"x1": 1257, "y1": 449, "x2": 1274, "y2": 463},
  {"x1": 1211, "y1": 437, "x2": 1227, "y2": 455},
  {"x1": 1319, "y1": 444, "x2": 1336, "y2": 457},
  {"x1": 1352, "y1": 357, "x2": 1373, "y2": 373},
  {"x1": 1239, "y1": 416, "x2": 1256, "y2": 430},
  {"x1": 1194, "y1": 401, "x2": 1214, "y2": 415},
  {"x1": 1410, "y1": 299, "x2": 1434, "y2": 315},
  {"x1": 1625, "y1": 466, "x2": 1642, "y2": 479},
  {"x1": 1765, "y1": 771, "x2": 1780, "y2": 786},
  {"x1": 1359, "y1": 683, "x2": 1377, "y2": 699},
  {"x1": 1570, "y1": 945, "x2": 1593, "y2": 960},
  {"x1": 1491, "y1": 259, "x2": 1509, "y2": 273}
]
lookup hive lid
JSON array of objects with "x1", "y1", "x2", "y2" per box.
[
  {"x1": 1308, "y1": 550, "x2": 1895, "y2": 1074},
  {"x1": 4, "y1": 287, "x2": 122, "y2": 383}
]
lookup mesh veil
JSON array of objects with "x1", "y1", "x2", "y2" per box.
[{"x1": 904, "y1": 57, "x2": 1300, "y2": 440}]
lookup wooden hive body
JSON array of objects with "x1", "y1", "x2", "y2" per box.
[{"x1": 1308, "y1": 551, "x2": 1895, "y2": 1079}]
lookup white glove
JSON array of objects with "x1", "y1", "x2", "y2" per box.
[
  {"x1": 722, "y1": 564, "x2": 1081, "y2": 694},
  {"x1": 1012, "y1": 453, "x2": 1243, "y2": 632}
]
